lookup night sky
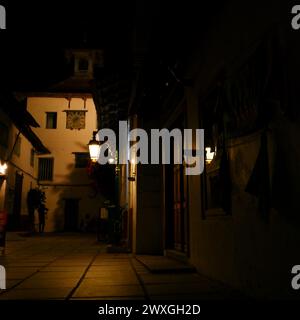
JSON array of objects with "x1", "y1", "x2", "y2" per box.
[
  {"x1": 0, "y1": 0, "x2": 222, "y2": 91},
  {"x1": 0, "y1": 1, "x2": 135, "y2": 90}
]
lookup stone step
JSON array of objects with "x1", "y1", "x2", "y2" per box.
[{"x1": 135, "y1": 255, "x2": 196, "y2": 274}]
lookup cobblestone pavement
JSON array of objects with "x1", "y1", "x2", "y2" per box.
[{"x1": 0, "y1": 233, "x2": 244, "y2": 300}]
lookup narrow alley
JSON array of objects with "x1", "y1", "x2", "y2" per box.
[{"x1": 0, "y1": 0, "x2": 300, "y2": 305}]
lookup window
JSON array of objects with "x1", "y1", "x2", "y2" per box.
[
  {"x1": 30, "y1": 149, "x2": 35, "y2": 167},
  {"x1": 74, "y1": 152, "x2": 90, "y2": 168},
  {"x1": 78, "y1": 58, "x2": 89, "y2": 71},
  {"x1": 38, "y1": 158, "x2": 54, "y2": 181},
  {"x1": 0, "y1": 121, "x2": 9, "y2": 147},
  {"x1": 46, "y1": 112, "x2": 57, "y2": 129},
  {"x1": 13, "y1": 135, "x2": 21, "y2": 157}
]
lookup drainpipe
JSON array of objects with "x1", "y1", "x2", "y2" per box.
[{"x1": 6, "y1": 131, "x2": 21, "y2": 162}]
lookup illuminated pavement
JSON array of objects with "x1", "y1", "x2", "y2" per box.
[{"x1": 0, "y1": 233, "x2": 243, "y2": 300}]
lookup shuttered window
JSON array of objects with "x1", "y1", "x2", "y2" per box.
[{"x1": 38, "y1": 158, "x2": 54, "y2": 181}]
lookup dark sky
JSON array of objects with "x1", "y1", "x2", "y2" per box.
[
  {"x1": 0, "y1": 1, "x2": 135, "y2": 90},
  {"x1": 0, "y1": 0, "x2": 224, "y2": 91}
]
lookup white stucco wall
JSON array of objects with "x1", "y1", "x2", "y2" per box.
[{"x1": 27, "y1": 96, "x2": 104, "y2": 231}]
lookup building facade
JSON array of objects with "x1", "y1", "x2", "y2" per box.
[
  {"x1": 110, "y1": 0, "x2": 300, "y2": 299},
  {"x1": 0, "y1": 92, "x2": 49, "y2": 230},
  {"x1": 27, "y1": 95, "x2": 102, "y2": 232},
  {"x1": 25, "y1": 49, "x2": 105, "y2": 232}
]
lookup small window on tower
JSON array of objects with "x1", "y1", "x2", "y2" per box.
[{"x1": 78, "y1": 58, "x2": 89, "y2": 71}]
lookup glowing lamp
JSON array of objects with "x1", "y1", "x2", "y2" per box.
[
  {"x1": 88, "y1": 131, "x2": 100, "y2": 163},
  {"x1": 0, "y1": 162, "x2": 7, "y2": 176},
  {"x1": 205, "y1": 147, "x2": 215, "y2": 164}
]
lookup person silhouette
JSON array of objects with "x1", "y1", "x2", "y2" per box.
[{"x1": 38, "y1": 204, "x2": 48, "y2": 233}]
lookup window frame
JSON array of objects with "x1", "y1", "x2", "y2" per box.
[
  {"x1": 46, "y1": 112, "x2": 57, "y2": 129},
  {"x1": 38, "y1": 157, "x2": 54, "y2": 181},
  {"x1": 78, "y1": 58, "x2": 89, "y2": 72},
  {"x1": 73, "y1": 152, "x2": 90, "y2": 169}
]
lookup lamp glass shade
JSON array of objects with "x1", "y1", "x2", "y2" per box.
[
  {"x1": 0, "y1": 162, "x2": 7, "y2": 175},
  {"x1": 88, "y1": 141, "x2": 100, "y2": 162},
  {"x1": 205, "y1": 147, "x2": 215, "y2": 164}
]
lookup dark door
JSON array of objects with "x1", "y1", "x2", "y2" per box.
[
  {"x1": 64, "y1": 199, "x2": 79, "y2": 231},
  {"x1": 173, "y1": 164, "x2": 189, "y2": 253},
  {"x1": 165, "y1": 116, "x2": 189, "y2": 254},
  {"x1": 12, "y1": 172, "x2": 23, "y2": 229}
]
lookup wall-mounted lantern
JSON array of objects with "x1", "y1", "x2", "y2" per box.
[
  {"x1": 88, "y1": 131, "x2": 100, "y2": 163},
  {"x1": 0, "y1": 161, "x2": 7, "y2": 178},
  {"x1": 205, "y1": 147, "x2": 216, "y2": 164}
]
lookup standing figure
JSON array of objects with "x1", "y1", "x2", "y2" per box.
[{"x1": 38, "y1": 204, "x2": 48, "y2": 233}]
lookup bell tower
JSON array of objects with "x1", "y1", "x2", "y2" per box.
[{"x1": 65, "y1": 49, "x2": 104, "y2": 80}]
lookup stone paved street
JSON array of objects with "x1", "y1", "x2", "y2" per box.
[{"x1": 0, "y1": 233, "x2": 244, "y2": 300}]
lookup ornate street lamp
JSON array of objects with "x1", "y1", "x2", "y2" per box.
[{"x1": 88, "y1": 131, "x2": 100, "y2": 163}]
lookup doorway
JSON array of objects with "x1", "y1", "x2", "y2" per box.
[
  {"x1": 64, "y1": 198, "x2": 79, "y2": 231},
  {"x1": 12, "y1": 172, "x2": 23, "y2": 229},
  {"x1": 173, "y1": 164, "x2": 189, "y2": 253},
  {"x1": 164, "y1": 116, "x2": 189, "y2": 255}
]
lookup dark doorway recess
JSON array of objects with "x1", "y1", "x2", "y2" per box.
[
  {"x1": 165, "y1": 116, "x2": 189, "y2": 255},
  {"x1": 64, "y1": 198, "x2": 79, "y2": 232},
  {"x1": 12, "y1": 172, "x2": 23, "y2": 229}
]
